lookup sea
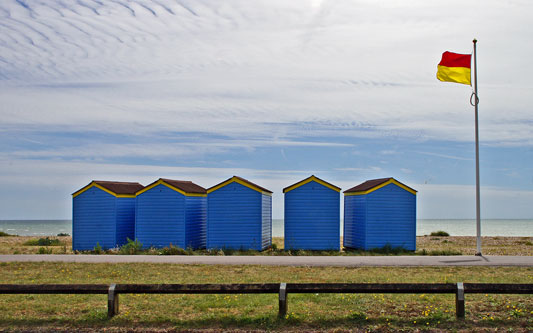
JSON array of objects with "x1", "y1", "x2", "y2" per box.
[{"x1": 1, "y1": 219, "x2": 532, "y2": 237}]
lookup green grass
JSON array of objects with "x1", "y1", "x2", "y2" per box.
[{"x1": 0, "y1": 262, "x2": 532, "y2": 331}]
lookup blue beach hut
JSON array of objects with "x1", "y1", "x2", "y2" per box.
[
  {"x1": 135, "y1": 178, "x2": 207, "y2": 249},
  {"x1": 207, "y1": 176, "x2": 272, "y2": 251},
  {"x1": 343, "y1": 178, "x2": 417, "y2": 251},
  {"x1": 283, "y1": 175, "x2": 341, "y2": 251},
  {"x1": 72, "y1": 181, "x2": 144, "y2": 251}
]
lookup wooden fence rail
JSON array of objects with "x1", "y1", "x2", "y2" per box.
[{"x1": 1, "y1": 283, "x2": 532, "y2": 319}]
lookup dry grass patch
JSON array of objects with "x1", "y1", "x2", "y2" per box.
[
  {"x1": 0, "y1": 235, "x2": 73, "y2": 254},
  {"x1": 417, "y1": 236, "x2": 533, "y2": 256}
]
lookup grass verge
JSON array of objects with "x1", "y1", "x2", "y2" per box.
[
  {"x1": 1, "y1": 236, "x2": 532, "y2": 256},
  {"x1": 0, "y1": 262, "x2": 532, "y2": 331}
]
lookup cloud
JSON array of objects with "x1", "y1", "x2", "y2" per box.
[
  {"x1": 1, "y1": 1, "x2": 533, "y2": 219},
  {"x1": 1, "y1": 0, "x2": 532, "y2": 146}
]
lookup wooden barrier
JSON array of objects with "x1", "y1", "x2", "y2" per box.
[{"x1": 1, "y1": 283, "x2": 532, "y2": 319}]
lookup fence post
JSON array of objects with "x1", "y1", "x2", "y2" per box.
[
  {"x1": 456, "y1": 282, "x2": 465, "y2": 319},
  {"x1": 279, "y1": 283, "x2": 287, "y2": 318},
  {"x1": 108, "y1": 284, "x2": 119, "y2": 318}
]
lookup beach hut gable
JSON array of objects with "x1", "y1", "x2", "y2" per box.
[
  {"x1": 344, "y1": 177, "x2": 416, "y2": 196},
  {"x1": 207, "y1": 176, "x2": 272, "y2": 251},
  {"x1": 343, "y1": 177, "x2": 416, "y2": 251},
  {"x1": 284, "y1": 176, "x2": 341, "y2": 251},
  {"x1": 72, "y1": 181, "x2": 143, "y2": 251},
  {"x1": 135, "y1": 179, "x2": 207, "y2": 249},
  {"x1": 283, "y1": 175, "x2": 341, "y2": 193},
  {"x1": 136, "y1": 178, "x2": 207, "y2": 197},
  {"x1": 207, "y1": 176, "x2": 273, "y2": 195},
  {"x1": 72, "y1": 181, "x2": 143, "y2": 198}
]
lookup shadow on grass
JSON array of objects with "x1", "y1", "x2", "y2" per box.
[{"x1": 1, "y1": 314, "x2": 521, "y2": 331}]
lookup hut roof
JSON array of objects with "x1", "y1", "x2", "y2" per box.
[
  {"x1": 207, "y1": 176, "x2": 272, "y2": 194},
  {"x1": 283, "y1": 175, "x2": 341, "y2": 193},
  {"x1": 136, "y1": 178, "x2": 206, "y2": 196},
  {"x1": 73, "y1": 181, "x2": 144, "y2": 197},
  {"x1": 344, "y1": 177, "x2": 416, "y2": 195}
]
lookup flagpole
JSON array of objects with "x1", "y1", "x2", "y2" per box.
[{"x1": 473, "y1": 38, "x2": 482, "y2": 256}]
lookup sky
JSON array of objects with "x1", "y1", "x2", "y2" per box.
[{"x1": 1, "y1": 0, "x2": 532, "y2": 220}]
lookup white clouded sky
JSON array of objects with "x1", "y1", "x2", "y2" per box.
[{"x1": 1, "y1": 0, "x2": 532, "y2": 219}]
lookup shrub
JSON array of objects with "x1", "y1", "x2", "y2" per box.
[
  {"x1": 38, "y1": 247, "x2": 53, "y2": 254},
  {"x1": 430, "y1": 231, "x2": 450, "y2": 237},
  {"x1": 92, "y1": 242, "x2": 103, "y2": 254},
  {"x1": 24, "y1": 237, "x2": 62, "y2": 246},
  {"x1": 159, "y1": 244, "x2": 188, "y2": 255},
  {"x1": 0, "y1": 231, "x2": 12, "y2": 237},
  {"x1": 416, "y1": 248, "x2": 461, "y2": 256},
  {"x1": 368, "y1": 244, "x2": 410, "y2": 254},
  {"x1": 119, "y1": 238, "x2": 143, "y2": 255},
  {"x1": 57, "y1": 233, "x2": 70, "y2": 237}
]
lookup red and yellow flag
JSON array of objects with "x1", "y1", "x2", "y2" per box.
[{"x1": 436, "y1": 51, "x2": 472, "y2": 85}]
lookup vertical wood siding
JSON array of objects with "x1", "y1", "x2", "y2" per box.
[
  {"x1": 115, "y1": 197, "x2": 136, "y2": 246},
  {"x1": 135, "y1": 184, "x2": 185, "y2": 248},
  {"x1": 261, "y1": 194, "x2": 272, "y2": 250},
  {"x1": 207, "y1": 182, "x2": 266, "y2": 251},
  {"x1": 185, "y1": 196, "x2": 207, "y2": 249},
  {"x1": 344, "y1": 183, "x2": 416, "y2": 251},
  {"x1": 284, "y1": 181, "x2": 340, "y2": 250},
  {"x1": 365, "y1": 183, "x2": 416, "y2": 250},
  {"x1": 343, "y1": 195, "x2": 366, "y2": 249},
  {"x1": 72, "y1": 186, "x2": 116, "y2": 251}
]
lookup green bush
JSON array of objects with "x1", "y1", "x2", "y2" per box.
[
  {"x1": 119, "y1": 238, "x2": 143, "y2": 255},
  {"x1": 0, "y1": 231, "x2": 12, "y2": 237},
  {"x1": 38, "y1": 247, "x2": 53, "y2": 254},
  {"x1": 430, "y1": 231, "x2": 450, "y2": 237},
  {"x1": 92, "y1": 242, "x2": 103, "y2": 254},
  {"x1": 57, "y1": 233, "x2": 70, "y2": 237},
  {"x1": 368, "y1": 244, "x2": 410, "y2": 254},
  {"x1": 159, "y1": 244, "x2": 188, "y2": 255},
  {"x1": 24, "y1": 237, "x2": 62, "y2": 246}
]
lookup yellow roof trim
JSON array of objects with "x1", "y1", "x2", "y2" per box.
[
  {"x1": 72, "y1": 182, "x2": 134, "y2": 198},
  {"x1": 283, "y1": 176, "x2": 341, "y2": 193},
  {"x1": 207, "y1": 176, "x2": 271, "y2": 196},
  {"x1": 136, "y1": 180, "x2": 207, "y2": 197},
  {"x1": 344, "y1": 179, "x2": 417, "y2": 196}
]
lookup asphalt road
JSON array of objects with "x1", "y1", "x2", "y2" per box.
[{"x1": 1, "y1": 254, "x2": 532, "y2": 266}]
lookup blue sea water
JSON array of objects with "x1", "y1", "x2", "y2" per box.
[{"x1": 1, "y1": 219, "x2": 532, "y2": 237}]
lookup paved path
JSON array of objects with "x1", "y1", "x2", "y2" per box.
[{"x1": 1, "y1": 255, "x2": 532, "y2": 266}]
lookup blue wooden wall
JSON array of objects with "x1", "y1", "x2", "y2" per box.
[
  {"x1": 261, "y1": 194, "x2": 272, "y2": 250},
  {"x1": 284, "y1": 181, "x2": 340, "y2": 250},
  {"x1": 343, "y1": 194, "x2": 366, "y2": 250},
  {"x1": 115, "y1": 197, "x2": 136, "y2": 246},
  {"x1": 135, "y1": 183, "x2": 206, "y2": 249},
  {"x1": 207, "y1": 182, "x2": 271, "y2": 251},
  {"x1": 185, "y1": 195, "x2": 207, "y2": 249},
  {"x1": 136, "y1": 184, "x2": 185, "y2": 248},
  {"x1": 344, "y1": 183, "x2": 416, "y2": 250},
  {"x1": 72, "y1": 186, "x2": 135, "y2": 251}
]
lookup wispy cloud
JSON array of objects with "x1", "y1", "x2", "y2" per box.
[{"x1": 413, "y1": 151, "x2": 472, "y2": 161}]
